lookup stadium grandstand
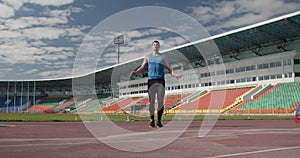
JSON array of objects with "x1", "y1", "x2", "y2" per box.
[{"x1": 0, "y1": 11, "x2": 300, "y2": 115}]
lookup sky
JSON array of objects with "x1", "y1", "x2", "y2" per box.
[{"x1": 0, "y1": 0, "x2": 299, "y2": 81}]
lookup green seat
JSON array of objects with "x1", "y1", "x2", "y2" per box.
[{"x1": 239, "y1": 82, "x2": 300, "y2": 112}]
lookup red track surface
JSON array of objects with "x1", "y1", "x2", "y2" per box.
[{"x1": 0, "y1": 120, "x2": 300, "y2": 158}]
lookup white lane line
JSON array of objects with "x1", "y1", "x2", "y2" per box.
[
  {"x1": 203, "y1": 146, "x2": 300, "y2": 158},
  {"x1": 0, "y1": 128, "x2": 299, "y2": 145},
  {"x1": 1, "y1": 128, "x2": 299, "y2": 141}
]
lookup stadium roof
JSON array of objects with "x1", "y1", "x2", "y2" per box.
[
  {"x1": 1, "y1": 10, "x2": 300, "y2": 87},
  {"x1": 172, "y1": 10, "x2": 300, "y2": 64}
]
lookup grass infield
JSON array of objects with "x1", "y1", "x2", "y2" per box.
[{"x1": 0, "y1": 113, "x2": 294, "y2": 122}]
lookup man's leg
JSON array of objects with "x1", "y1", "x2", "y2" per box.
[
  {"x1": 148, "y1": 82, "x2": 156, "y2": 127},
  {"x1": 156, "y1": 83, "x2": 165, "y2": 127}
]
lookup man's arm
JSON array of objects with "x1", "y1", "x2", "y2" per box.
[
  {"x1": 130, "y1": 54, "x2": 148, "y2": 76},
  {"x1": 163, "y1": 54, "x2": 182, "y2": 79}
]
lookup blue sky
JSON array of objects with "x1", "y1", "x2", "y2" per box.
[{"x1": 0, "y1": 0, "x2": 299, "y2": 80}]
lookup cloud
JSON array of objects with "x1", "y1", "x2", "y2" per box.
[
  {"x1": 37, "y1": 68, "x2": 73, "y2": 79},
  {"x1": 3, "y1": 0, "x2": 74, "y2": 9},
  {"x1": 0, "y1": 0, "x2": 89, "y2": 80},
  {"x1": 70, "y1": 7, "x2": 84, "y2": 14},
  {"x1": 22, "y1": 27, "x2": 66, "y2": 40},
  {"x1": 0, "y1": 40, "x2": 42, "y2": 65},
  {"x1": 1, "y1": 0, "x2": 75, "y2": 18},
  {"x1": 0, "y1": 3, "x2": 15, "y2": 18},
  {"x1": 2, "y1": 0, "x2": 23, "y2": 10},
  {"x1": 188, "y1": 0, "x2": 300, "y2": 33},
  {"x1": 25, "y1": 0, "x2": 74, "y2": 7},
  {"x1": 98, "y1": 28, "x2": 188, "y2": 66},
  {"x1": 20, "y1": 68, "x2": 39, "y2": 75},
  {"x1": 74, "y1": 27, "x2": 186, "y2": 74},
  {"x1": 0, "y1": 30, "x2": 22, "y2": 38},
  {"x1": 3, "y1": 5, "x2": 82, "y2": 30},
  {"x1": 0, "y1": 68, "x2": 13, "y2": 78}
]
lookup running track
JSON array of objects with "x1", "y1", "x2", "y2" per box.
[{"x1": 0, "y1": 120, "x2": 299, "y2": 158}]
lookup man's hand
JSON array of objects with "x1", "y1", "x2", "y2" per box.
[
  {"x1": 130, "y1": 71, "x2": 137, "y2": 76},
  {"x1": 174, "y1": 74, "x2": 182, "y2": 80},
  {"x1": 170, "y1": 71, "x2": 182, "y2": 80}
]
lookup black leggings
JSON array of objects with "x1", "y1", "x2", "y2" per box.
[{"x1": 148, "y1": 79, "x2": 165, "y2": 121}]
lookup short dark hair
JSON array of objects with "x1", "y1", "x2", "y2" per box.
[{"x1": 152, "y1": 40, "x2": 160, "y2": 45}]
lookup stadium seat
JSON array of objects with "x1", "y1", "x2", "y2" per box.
[{"x1": 237, "y1": 82, "x2": 300, "y2": 114}]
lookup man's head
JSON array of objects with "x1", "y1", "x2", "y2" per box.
[{"x1": 152, "y1": 40, "x2": 160, "y2": 52}]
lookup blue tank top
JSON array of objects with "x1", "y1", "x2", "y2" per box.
[{"x1": 148, "y1": 53, "x2": 164, "y2": 80}]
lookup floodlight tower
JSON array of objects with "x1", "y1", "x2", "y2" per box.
[{"x1": 114, "y1": 35, "x2": 124, "y2": 64}]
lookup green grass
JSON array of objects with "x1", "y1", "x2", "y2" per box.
[
  {"x1": 0, "y1": 113, "x2": 294, "y2": 122},
  {"x1": 0, "y1": 113, "x2": 82, "y2": 122}
]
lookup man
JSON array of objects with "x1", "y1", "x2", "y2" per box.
[{"x1": 131, "y1": 40, "x2": 182, "y2": 128}]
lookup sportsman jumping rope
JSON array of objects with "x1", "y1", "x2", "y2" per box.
[{"x1": 130, "y1": 40, "x2": 182, "y2": 128}]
